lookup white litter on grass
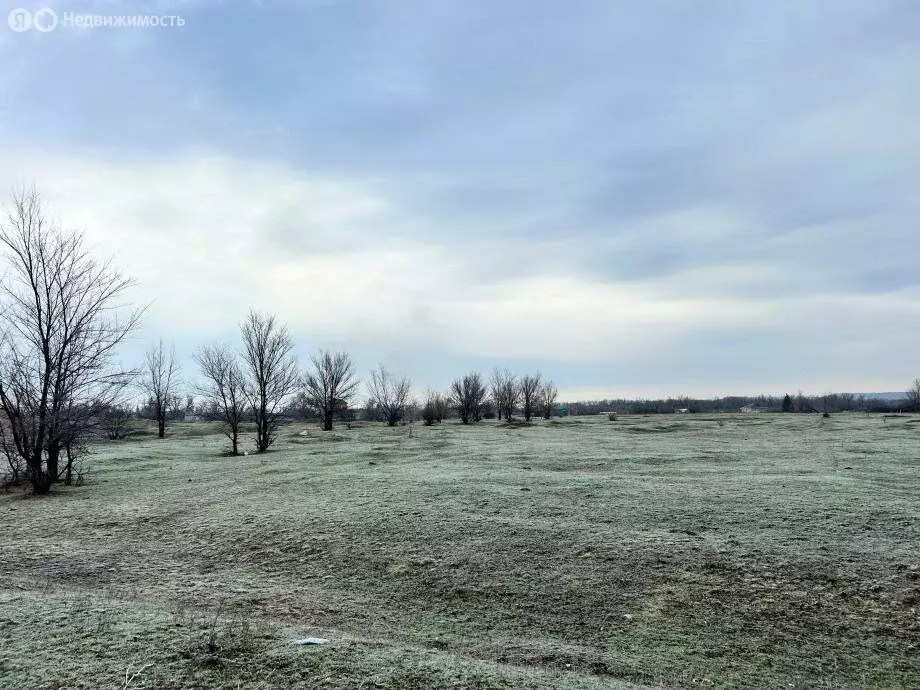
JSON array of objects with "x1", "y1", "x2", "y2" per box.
[{"x1": 292, "y1": 637, "x2": 329, "y2": 645}]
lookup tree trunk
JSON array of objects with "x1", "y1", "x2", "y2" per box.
[
  {"x1": 158, "y1": 418, "x2": 165, "y2": 438},
  {"x1": 256, "y1": 418, "x2": 267, "y2": 452},
  {"x1": 28, "y1": 460, "x2": 51, "y2": 494},
  {"x1": 64, "y1": 443, "x2": 74, "y2": 485},
  {"x1": 256, "y1": 403, "x2": 269, "y2": 452},
  {"x1": 46, "y1": 442, "x2": 60, "y2": 483}
]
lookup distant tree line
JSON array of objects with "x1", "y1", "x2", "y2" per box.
[{"x1": 563, "y1": 391, "x2": 914, "y2": 416}]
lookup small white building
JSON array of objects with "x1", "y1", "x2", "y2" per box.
[{"x1": 740, "y1": 405, "x2": 763, "y2": 413}]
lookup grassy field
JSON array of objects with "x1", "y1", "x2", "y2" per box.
[{"x1": 1, "y1": 413, "x2": 918, "y2": 689}]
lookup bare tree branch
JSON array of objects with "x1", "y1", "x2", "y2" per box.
[
  {"x1": 241, "y1": 310, "x2": 298, "y2": 452},
  {"x1": 366, "y1": 365, "x2": 411, "y2": 427},
  {"x1": 196, "y1": 343, "x2": 248, "y2": 455},
  {"x1": 450, "y1": 372, "x2": 487, "y2": 424},
  {"x1": 538, "y1": 380, "x2": 558, "y2": 420},
  {"x1": 518, "y1": 373, "x2": 542, "y2": 422},
  {"x1": 0, "y1": 186, "x2": 140, "y2": 492},
  {"x1": 490, "y1": 368, "x2": 520, "y2": 422},
  {"x1": 907, "y1": 378, "x2": 920, "y2": 413},
  {"x1": 302, "y1": 350, "x2": 359, "y2": 431},
  {"x1": 139, "y1": 339, "x2": 180, "y2": 439}
]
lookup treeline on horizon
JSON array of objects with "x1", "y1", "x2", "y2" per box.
[
  {"x1": 563, "y1": 392, "x2": 914, "y2": 416},
  {"x1": 152, "y1": 389, "x2": 916, "y2": 425}
]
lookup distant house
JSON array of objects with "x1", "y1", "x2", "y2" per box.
[
  {"x1": 183, "y1": 413, "x2": 201, "y2": 422},
  {"x1": 675, "y1": 408, "x2": 690, "y2": 414},
  {"x1": 740, "y1": 405, "x2": 764, "y2": 413},
  {"x1": 553, "y1": 406, "x2": 568, "y2": 417}
]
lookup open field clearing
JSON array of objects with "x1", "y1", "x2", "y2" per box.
[{"x1": 1, "y1": 414, "x2": 919, "y2": 688}]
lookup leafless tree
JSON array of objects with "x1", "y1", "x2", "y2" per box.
[
  {"x1": 196, "y1": 344, "x2": 248, "y2": 455},
  {"x1": 907, "y1": 378, "x2": 920, "y2": 413},
  {"x1": 405, "y1": 397, "x2": 420, "y2": 424},
  {"x1": 240, "y1": 310, "x2": 299, "y2": 452},
  {"x1": 168, "y1": 392, "x2": 185, "y2": 419},
  {"x1": 490, "y1": 368, "x2": 519, "y2": 422},
  {"x1": 422, "y1": 389, "x2": 450, "y2": 424},
  {"x1": 854, "y1": 393, "x2": 868, "y2": 413},
  {"x1": 837, "y1": 392, "x2": 856, "y2": 412},
  {"x1": 421, "y1": 389, "x2": 438, "y2": 426},
  {"x1": 538, "y1": 380, "x2": 558, "y2": 419},
  {"x1": 100, "y1": 404, "x2": 133, "y2": 440},
  {"x1": 140, "y1": 339, "x2": 180, "y2": 439},
  {"x1": 434, "y1": 393, "x2": 449, "y2": 423},
  {"x1": 302, "y1": 350, "x2": 360, "y2": 431},
  {"x1": 450, "y1": 372, "x2": 487, "y2": 424},
  {"x1": 366, "y1": 365, "x2": 411, "y2": 427},
  {"x1": 0, "y1": 187, "x2": 139, "y2": 493},
  {"x1": 518, "y1": 373, "x2": 542, "y2": 422}
]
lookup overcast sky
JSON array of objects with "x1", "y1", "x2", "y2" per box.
[{"x1": 1, "y1": 0, "x2": 918, "y2": 399}]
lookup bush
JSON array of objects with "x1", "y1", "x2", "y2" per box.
[{"x1": 608, "y1": 413, "x2": 617, "y2": 421}]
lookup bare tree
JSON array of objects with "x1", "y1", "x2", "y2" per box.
[
  {"x1": 538, "y1": 380, "x2": 558, "y2": 419},
  {"x1": 405, "y1": 397, "x2": 420, "y2": 424},
  {"x1": 434, "y1": 392, "x2": 449, "y2": 423},
  {"x1": 838, "y1": 392, "x2": 856, "y2": 412},
  {"x1": 240, "y1": 311, "x2": 299, "y2": 452},
  {"x1": 100, "y1": 404, "x2": 133, "y2": 440},
  {"x1": 907, "y1": 378, "x2": 920, "y2": 413},
  {"x1": 140, "y1": 340, "x2": 180, "y2": 439},
  {"x1": 302, "y1": 350, "x2": 360, "y2": 431},
  {"x1": 366, "y1": 365, "x2": 411, "y2": 427},
  {"x1": 490, "y1": 368, "x2": 519, "y2": 422},
  {"x1": 421, "y1": 389, "x2": 438, "y2": 426},
  {"x1": 0, "y1": 188, "x2": 139, "y2": 493},
  {"x1": 450, "y1": 372, "x2": 487, "y2": 424},
  {"x1": 196, "y1": 344, "x2": 248, "y2": 455},
  {"x1": 422, "y1": 390, "x2": 450, "y2": 424},
  {"x1": 490, "y1": 369, "x2": 504, "y2": 420},
  {"x1": 518, "y1": 373, "x2": 542, "y2": 422}
]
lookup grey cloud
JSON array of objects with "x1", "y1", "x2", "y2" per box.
[{"x1": 1, "y1": 0, "x2": 919, "y2": 393}]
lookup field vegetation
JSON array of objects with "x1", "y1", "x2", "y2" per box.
[{"x1": 2, "y1": 413, "x2": 918, "y2": 688}]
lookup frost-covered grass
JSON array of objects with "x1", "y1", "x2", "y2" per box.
[{"x1": 1, "y1": 414, "x2": 919, "y2": 688}]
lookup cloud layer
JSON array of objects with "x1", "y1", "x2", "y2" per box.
[{"x1": 1, "y1": 0, "x2": 918, "y2": 397}]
